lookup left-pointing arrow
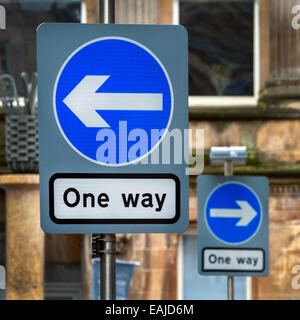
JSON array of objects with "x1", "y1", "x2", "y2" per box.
[{"x1": 63, "y1": 75, "x2": 163, "y2": 128}]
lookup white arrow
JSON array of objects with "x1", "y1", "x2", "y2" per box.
[
  {"x1": 63, "y1": 75, "x2": 163, "y2": 128},
  {"x1": 210, "y1": 201, "x2": 257, "y2": 226}
]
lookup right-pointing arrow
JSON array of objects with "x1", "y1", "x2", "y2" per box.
[
  {"x1": 210, "y1": 201, "x2": 257, "y2": 226},
  {"x1": 63, "y1": 75, "x2": 163, "y2": 128}
]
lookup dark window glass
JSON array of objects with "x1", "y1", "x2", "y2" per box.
[
  {"x1": 0, "y1": 1, "x2": 80, "y2": 94},
  {"x1": 180, "y1": 0, "x2": 254, "y2": 96}
]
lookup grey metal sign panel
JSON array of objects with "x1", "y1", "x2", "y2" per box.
[
  {"x1": 37, "y1": 23, "x2": 188, "y2": 234},
  {"x1": 197, "y1": 175, "x2": 269, "y2": 277}
]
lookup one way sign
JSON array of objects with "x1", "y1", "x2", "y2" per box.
[
  {"x1": 37, "y1": 23, "x2": 188, "y2": 234},
  {"x1": 197, "y1": 175, "x2": 269, "y2": 277}
]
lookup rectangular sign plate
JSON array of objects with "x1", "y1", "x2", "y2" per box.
[
  {"x1": 37, "y1": 23, "x2": 188, "y2": 233},
  {"x1": 197, "y1": 175, "x2": 269, "y2": 277},
  {"x1": 202, "y1": 248, "x2": 265, "y2": 272},
  {"x1": 50, "y1": 173, "x2": 179, "y2": 224}
]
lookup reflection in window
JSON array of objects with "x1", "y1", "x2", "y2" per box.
[
  {"x1": 180, "y1": 0, "x2": 254, "y2": 96},
  {"x1": 0, "y1": 43, "x2": 7, "y2": 74},
  {"x1": 0, "y1": 1, "x2": 80, "y2": 94}
]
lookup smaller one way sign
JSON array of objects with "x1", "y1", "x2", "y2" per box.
[{"x1": 197, "y1": 175, "x2": 269, "y2": 277}]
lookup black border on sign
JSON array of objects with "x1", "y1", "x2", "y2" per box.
[
  {"x1": 201, "y1": 247, "x2": 265, "y2": 273},
  {"x1": 49, "y1": 173, "x2": 180, "y2": 224}
]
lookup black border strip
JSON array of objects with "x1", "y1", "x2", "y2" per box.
[
  {"x1": 201, "y1": 247, "x2": 265, "y2": 273},
  {"x1": 49, "y1": 173, "x2": 180, "y2": 225}
]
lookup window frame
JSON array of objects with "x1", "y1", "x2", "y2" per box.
[
  {"x1": 0, "y1": 0, "x2": 85, "y2": 108},
  {"x1": 44, "y1": 282, "x2": 83, "y2": 300},
  {"x1": 81, "y1": 0, "x2": 87, "y2": 23},
  {"x1": 173, "y1": 0, "x2": 260, "y2": 108}
]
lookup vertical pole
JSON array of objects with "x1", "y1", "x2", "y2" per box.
[
  {"x1": 99, "y1": 234, "x2": 116, "y2": 300},
  {"x1": 99, "y1": 0, "x2": 115, "y2": 23},
  {"x1": 224, "y1": 160, "x2": 234, "y2": 300},
  {"x1": 224, "y1": 160, "x2": 233, "y2": 177},
  {"x1": 227, "y1": 276, "x2": 234, "y2": 301},
  {"x1": 98, "y1": 0, "x2": 116, "y2": 301}
]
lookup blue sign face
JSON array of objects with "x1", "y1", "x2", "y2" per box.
[
  {"x1": 54, "y1": 37, "x2": 173, "y2": 166},
  {"x1": 205, "y1": 182, "x2": 262, "y2": 244}
]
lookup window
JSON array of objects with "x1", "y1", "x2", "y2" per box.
[
  {"x1": 174, "y1": 0, "x2": 260, "y2": 107},
  {"x1": 45, "y1": 283, "x2": 83, "y2": 300},
  {"x1": 0, "y1": 0, "x2": 81, "y2": 95},
  {"x1": 177, "y1": 234, "x2": 250, "y2": 300}
]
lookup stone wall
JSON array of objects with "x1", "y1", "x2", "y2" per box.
[
  {"x1": 189, "y1": 106, "x2": 300, "y2": 300},
  {"x1": 82, "y1": 0, "x2": 300, "y2": 300},
  {"x1": 256, "y1": 182, "x2": 300, "y2": 299},
  {"x1": 118, "y1": 233, "x2": 178, "y2": 300}
]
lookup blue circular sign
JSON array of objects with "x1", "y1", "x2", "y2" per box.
[
  {"x1": 54, "y1": 37, "x2": 173, "y2": 166},
  {"x1": 205, "y1": 182, "x2": 262, "y2": 244}
]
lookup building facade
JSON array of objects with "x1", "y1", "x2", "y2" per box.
[{"x1": 0, "y1": 0, "x2": 300, "y2": 300}]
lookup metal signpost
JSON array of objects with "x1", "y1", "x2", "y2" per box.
[
  {"x1": 96, "y1": 0, "x2": 116, "y2": 301},
  {"x1": 37, "y1": 0, "x2": 188, "y2": 300},
  {"x1": 220, "y1": 147, "x2": 246, "y2": 300},
  {"x1": 198, "y1": 147, "x2": 269, "y2": 300}
]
